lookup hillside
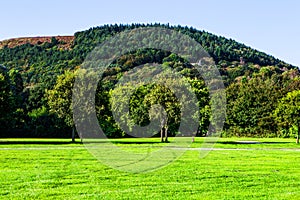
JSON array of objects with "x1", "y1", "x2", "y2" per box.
[
  {"x1": 0, "y1": 23, "x2": 299, "y2": 138},
  {"x1": 0, "y1": 24, "x2": 295, "y2": 88}
]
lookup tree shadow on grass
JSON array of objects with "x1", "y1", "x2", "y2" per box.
[
  {"x1": 217, "y1": 141, "x2": 291, "y2": 145},
  {"x1": 83, "y1": 141, "x2": 161, "y2": 144},
  {"x1": 193, "y1": 140, "x2": 292, "y2": 145},
  {"x1": 112, "y1": 141, "x2": 161, "y2": 144},
  {"x1": 0, "y1": 140, "x2": 81, "y2": 145}
]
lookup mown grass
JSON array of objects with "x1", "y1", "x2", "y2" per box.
[{"x1": 1, "y1": 137, "x2": 300, "y2": 199}]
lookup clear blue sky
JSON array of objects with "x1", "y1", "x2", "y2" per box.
[{"x1": 1, "y1": 0, "x2": 299, "y2": 66}]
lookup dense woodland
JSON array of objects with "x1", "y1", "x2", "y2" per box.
[{"x1": 0, "y1": 23, "x2": 300, "y2": 139}]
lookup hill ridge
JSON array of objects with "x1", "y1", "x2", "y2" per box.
[{"x1": 0, "y1": 36, "x2": 74, "y2": 49}]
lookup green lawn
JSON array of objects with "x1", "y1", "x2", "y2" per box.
[{"x1": 1, "y1": 138, "x2": 300, "y2": 199}]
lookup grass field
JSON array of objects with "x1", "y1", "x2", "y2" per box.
[{"x1": 1, "y1": 137, "x2": 300, "y2": 199}]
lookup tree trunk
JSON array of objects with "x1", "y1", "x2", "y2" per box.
[
  {"x1": 196, "y1": 125, "x2": 200, "y2": 137},
  {"x1": 72, "y1": 126, "x2": 75, "y2": 143},
  {"x1": 165, "y1": 127, "x2": 168, "y2": 143},
  {"x1": 297, "y1": 124, "x2": 300, "y2": 144},
  {"x1": 161, "y1": 128, "x2": 164, "y2": 143}
]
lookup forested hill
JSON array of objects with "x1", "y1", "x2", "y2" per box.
[
  {"x1": 0, "y1": 23, "x2": 299, "y2": 138},
  {"x1": 0, "y1": 24, "x2": 295, "y2": 88}
]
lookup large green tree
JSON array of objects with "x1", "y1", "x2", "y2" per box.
[
  {"x1": 274, "y1": 90, "x2": 300, "y2": 143},
  {"x1": 110, "y1": 69, "x2": 210, "y2": 142},
  {"x1": 47, "y1": 70, "x2": 76, "y2": 141},
  {"x1": 225, "y1": 73, "x2": 284, "y2": 136}
]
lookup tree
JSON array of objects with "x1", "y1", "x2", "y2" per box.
[
  {"x1": 187, "y1": 77, "x2": 210, "y2": 136},
  {"x1": 111, "y1": 81, "x2": 182, "y2": 142},
  {"x1": 110, "y1": 67, "x2": 206, "y2": 142},
  {"x1": 144, "y1": 83, "x2": 181, "y2": 142},
  {"x1": 225, "y1": 74, "x2": 283, "y2": 136},
  {"x1": 0, "y1": 66, "x2": 15, "y2": 130},
  {"x1": 274, "y1": 90, "x2": 300, "y2": 143},
  {"x1": 7, "y1": 68, "x2": 27, "y2": 130},
  {"x1": 47, "y1": 70, "x2": 76, "y2": 141}
]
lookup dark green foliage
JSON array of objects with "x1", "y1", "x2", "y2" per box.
[
  {"x1": 224, "y1": 71, "x2": 300, "y2": 137},
  {"x1": 0, "y1": 65, "x2": 14, "y2": 129}
]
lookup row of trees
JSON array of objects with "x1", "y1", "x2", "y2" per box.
[
  {"x1": 1, "y1": 62, "x2": 300, "y2": 139},
  {"x1": 44, "y1": 65, "x2": 300, "y2": 140},
  {"x1": 46, "y1": 66, "x2": 211, "y2": 141},
  {"x1": 225, "y1": 68, "x2": 300, "y2": 138}
]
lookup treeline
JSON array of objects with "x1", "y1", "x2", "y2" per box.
[{"x1": 0, "y1": 24, "x2": 299, "y2": 138}]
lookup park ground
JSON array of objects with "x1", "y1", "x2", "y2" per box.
[{"x1": 1, "y1": 137, "x2": 300, "y2": 199}]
